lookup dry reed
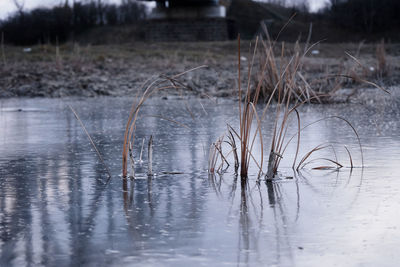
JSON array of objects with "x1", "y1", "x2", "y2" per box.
[
  {"x1": 147, "y1": 135, "x2": 153, "y2": 176},
  {"x1": 68, "y1": 104, "x2": 112, "y2": 179},
  {"x1": 122, "y1": 29, "x2": 375, "y2": 181},
  {"x1": 122, "y1": 66, "x2": 206, "y2": 178},
  {"x1": 208, "y1": 32, "x2": 367, "y2": 180}
]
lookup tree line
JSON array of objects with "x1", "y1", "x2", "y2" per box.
[
  {"x1": 1, "y1": 0, "x2": 399, "y2": 45},
  {"x1": 325, "y1": 0, "x2": 400, "y2": 34},
  {"x1": 0, "y1": 0, "x2": 147, "y2": 45}
]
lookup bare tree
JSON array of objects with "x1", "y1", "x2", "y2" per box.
[
  {"x1": 97, "y1": 0, "x2": 105, "y2": 25},
  {"x1": 12, "y1": 0, "x2": 25, "y2": 15},
  {"x1": 329, "y1": 0, "x2": 347, "y2": 8},
  {"x1": 296, "y1": 0, "x2": 309, "y2": 12}
]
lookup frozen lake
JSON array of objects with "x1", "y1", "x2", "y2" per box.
[{"x1": 0, "y1": 96, "x2": 399, "y2": 266}]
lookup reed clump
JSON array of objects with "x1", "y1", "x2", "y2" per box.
[
  {"x1": 254, "y1": 24, "x2": 345, "y2": 104},
  {"x1": 208, "y1": 34, "x2": 368, "y2": 181},
  {"x1": 122, "y1": 37, "x2": 383, "y2": 181},
  {"x1": 256, "y1": 25, "x2": 390, "y2": 104}
]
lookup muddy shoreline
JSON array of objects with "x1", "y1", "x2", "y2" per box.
[{"x1": 1, "y1": 42, "x2": 399, "y2": 102}]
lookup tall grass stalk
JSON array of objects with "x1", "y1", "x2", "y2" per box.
[
  {"x1": 122, "y1": 66, "x2": 206, "y2": 178},
  {"x1": 147, "y1": 135, "x2": 153, "y2": 176},
  {"x1": 344, "y1": 51, "x2": 390, "y2": 94},
  {"x1": 68, "y1": 105, "x2": 112, "y2": 179},
  {"x1": 139, "y1": 138, "x2": 145, "y2": 163},
  {"x1": 227, "y1": 130, "x2": 239, "y2": 173},
  {"x1": 344, "y1": 146, "x2": 353, "y2": 169},
  {"x1": 237, "y1": 36, "x2": 266, "y2": 179},
  {"x1": 128, "y1": 141, "x2": 135, "y2": 177}
]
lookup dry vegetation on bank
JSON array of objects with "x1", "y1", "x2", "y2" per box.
[{"x1": 0, "y1": 41, "x2": 399, "y2": 100}]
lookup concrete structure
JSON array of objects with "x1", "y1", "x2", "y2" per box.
[
  {"x1": 150, "y1": 0, "x2": 226, "y2": 19},
  {"x1": 141, "y1": 0, "x2": 235, "y2": 41}
]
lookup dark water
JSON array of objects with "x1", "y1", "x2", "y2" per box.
[{"x1": 0, "y1": 97, "x2": 399, "y2": 266}]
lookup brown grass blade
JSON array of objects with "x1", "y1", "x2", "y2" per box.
[
  {"x1": 333, "y1": 74, "x2": 390, "y2": 94},
  {"x1": 292, "y1": 108, "x2": 301, "y2": 169},
  {"x1": 122, "y1": 67, "x2": 205, "y2": 177},
  {"x1": 312, "y1": 166, "x2": 337, "y2": 170},
  {"x1": 302, "y1": 158, "x2": 343, "y2": 169},
  {"x1": 296, "y1": 144, "x2": 328, "y2": 171},
  {"x1": 282, "y1": 116, "x2": 364, "y2": 169},
  {"x1": 227, "y1": 130, "x2": 239, "y2": 172},
  {"x1": 144, "y1": 115, "x2": 190, "y2": 130},
  {"x1": 344, "y1": 146, "x2": 354, "y2": 169}
]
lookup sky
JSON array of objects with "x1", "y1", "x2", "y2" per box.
[
  {"x1": 0, "y1": 0, "x2": 121, "y2": 19},
  {"x1": 0, "y1": 0, "x2": 330, "y2": 20},
  {"x1": 305, "y1": 0, "x2": 330, "y2": 12}
]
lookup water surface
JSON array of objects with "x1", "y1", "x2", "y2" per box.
[{"x1": 0, "y1": 97, "x2": 399, "y2": 266}]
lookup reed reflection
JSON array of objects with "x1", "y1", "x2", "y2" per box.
[
  {"x1": 208, "y1": 172, "x2": 302, "y2": 266},
  {"x1": 0, "y1": 153, "x2": 111, "y2": 266},
  {"x1": 122, "y1": 171, "x2": 210, "y2": 253}
]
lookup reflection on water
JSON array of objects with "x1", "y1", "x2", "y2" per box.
[{"x1": 0, "y1": 97, "x2": 400, "y2": 266}]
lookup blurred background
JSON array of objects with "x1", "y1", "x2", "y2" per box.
[{"x1": 1, "y1": 0, "x2": 399, "y2": 45}]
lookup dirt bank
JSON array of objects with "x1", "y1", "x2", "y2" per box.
[{"x1": 1, "y1": 41, "x2": 399, "y2": 101}]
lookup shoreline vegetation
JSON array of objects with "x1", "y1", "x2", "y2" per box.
[
  {"x1": 118, "y1": 37, "x2": 376, "y2": 181},
  {"x1": 0, "y1": 41, "x2": 398, "y2": 101}
]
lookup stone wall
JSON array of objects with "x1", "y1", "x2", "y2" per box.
[{"x1": 144, "y1": 18, "x2": 236, "y2": 42}]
